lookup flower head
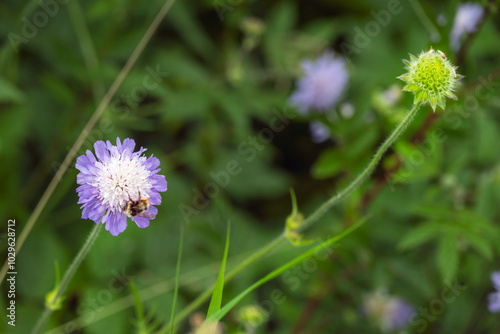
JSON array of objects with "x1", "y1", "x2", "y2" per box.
[
  {"x1": 290, "y1": 50, "x2": 349, "y2": 113},
  {"x1": 363, "y1": 290, "x2": 414, "y2": 332},
  {"x1": 76, "y1": 138, "x2": 167, "y2": 236},
  {"x1": 488, "y1": 270, "x2": 500, "y2": 313},
  {"x1": 384, "y1": 298, "x2": 415, "y2": 331},
  {"x1": 397, "y1": 47, "x2": 463, "y2": 111},
  {"x1": 450, "y1": 3, "x2": 484, "y2": 51}
]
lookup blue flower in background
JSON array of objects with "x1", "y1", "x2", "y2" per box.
[
  {"x1": 76, "y1": 138, "x2": 167, "y2": 236},
  {"x1": 290, "y1": 50, "x2": 348, "y2": 113},
  {"x1": 363, "y1": 290, "x2": 414, "y2": 332},
  {"x1": 488, "y1": 270, "x2": 500, "y2": 312},
  {"x1": 384, "y1": 297, "x2": 415, "y2": 331},
  {"x1": 450, "y1": 3, "x2": 484, "y2": 51},
  {"x1": 309, "y1": 121, "x2": 331, "y2": 143}
]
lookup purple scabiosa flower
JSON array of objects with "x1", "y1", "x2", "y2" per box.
[
  {"x1": 289, "y1": 50, "x2": 348, "y2": 114},
  {"x1": 363, "y1": 290, "x2": 414, "y2": 333},
  {"x1": 384, "y1": 297, "x2": 415, "y2": 331},
  {"x1": 488, "y1": 270, "x2": 500, "y2": 313},
  {"x1": 76, "y1": 138, "x2": 167, "y2": 236},
  {"x1": 450, "y1": 3, "x2": 484, "y2": 51},
  {"x1": 309, "y1": 121, "x2": 330, "y2": 143}
]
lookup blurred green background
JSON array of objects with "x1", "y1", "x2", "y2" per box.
[{"x1": 1, "y1": 0, "x2": 500, "y2": 333}]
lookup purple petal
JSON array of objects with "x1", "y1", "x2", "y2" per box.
[
  {"x1": 145, "y1": 156, "x2": 161, "y2": 171},
  {"x1": 132, "y1": 147, "x2": 147, "y2": 158},
  {"x1": 106, "y1": 140, "x2": 120, "y2": 158},
  {"x1": 75, "y1": 155, "x2": 93, "y2": 173},
  {"x1": 132, "y1": 216, "x2": 150, "y2": 228},
  {"x1": 86, "y1": 149, "x2": 97, "y2": 163},
  {"x1": 148, "y1": 205, "x2": 158, "y2": 216},
  {"x1": 149, "y1": 191, "x2": 162, "y2": 205},
  {"x1": 88, "y1": 205, "x2": 106, "y2": 223},
  {"x1": 491, "y1": 271, "x2": 500, "y2": 290},
  {"x1": 77, "y1": 173, "x2": 96, "y2": 185},
  {"x1": 104, "y1": 211, "x2": 128, "y2": 236},
  {"x1": 94, "y1": 141, "x2": 110, "y2": 163},
  {"x1": 115, "y1": 137, "x2": 122, "y2": 151},
  {"x1": 150, "y1": 175, "x2": 167, "y2": 192},
  {"x1": 489, "y1": 292, "x2": 500, "y2": 313},
  {"x1": 121, "y1": 138, "x2": 136, "y2": 157}
]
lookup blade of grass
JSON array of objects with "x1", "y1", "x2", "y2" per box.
[
  {"x1": 170, "y1": 224, "x2": 185, "y2": 334},
  {"x1": 206, "y1": 221, "x2": 231, "y2": 318},
  {"x1": 206, "y1": 217, "x2": 368, "y2": 323},
  {"x1": 129, "y1": 282, "x2": 146, "y2": 332},
  {"x1": 67, "y1": 0, "x2": 105, "y2": 101}
]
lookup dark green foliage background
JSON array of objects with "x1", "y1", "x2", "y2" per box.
[{"x1": 1, "y1": 0, "x2": 500, "y2": 333}]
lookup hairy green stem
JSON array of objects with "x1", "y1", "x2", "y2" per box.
[
  {"x1": 298, "y1": 101, "x2": 423, "y2": 232},
  {"x1": 163, "y1": 102, "x2": 423, "y2": 329},
  {"x1": 31, "y1": 223, "x2": 102, "y2": 334}
]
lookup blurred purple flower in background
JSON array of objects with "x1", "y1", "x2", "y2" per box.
[
  {"x1": 76, "y1": 138, "x2": 167, "y2": 236},
  {"x1": 450, "y1": 2, "x2": 484, "y2": 51},
  {"x1": 309, "y1": 121, "x2": 330, "y2": 143},
  {"x1": 289, "y1": 50, "x2": 349, "y2": 113},
  {"x1": 363, "y1": 290, "x2": 414, "y2": 332},
  {"x1": 488, "y1": 270, "x2": 500, "y2": 312},
  {"x1": 384, "y1": 297, "x2": 415, "y2": 331}
]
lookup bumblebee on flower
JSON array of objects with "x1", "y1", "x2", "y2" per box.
[{"x1": 75, "y1": 138, "x2": 167, "y2": 236}]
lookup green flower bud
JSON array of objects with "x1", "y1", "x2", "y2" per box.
[
  {"x1": 397, "y1": 47, "x2": 463, "y2": 111},
  {"x1": 238, "y1": 305, "x2": 267, "y2": 328}
]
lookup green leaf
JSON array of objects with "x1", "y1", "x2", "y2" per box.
[
  {"x1": 206, "y1": 217, "x2": 367, "y2": 323},
  {"x1": 170, "y1": 225, "x2": 185, "y2": 334},
  {"x1": 0, "y1": 78, "x2": 24, "y2": 103},
  {"x1": 472, "y1": 111, "x2": 499, "y2": 166},
  {"x1": 437, "y1": 235, "x2": 459, "y2": 283},
  {"x1": 169, "y1": 1, "x2": 216, "y2": 62},
  {"x1": 466, "y1": 232, "x2": 493, "y2": 260},
  {"x1": 398, "y1": 223, "x2": 441, "y2": 250},
  {"x1": 346, "y1": 125, "x2": 379, "y2": 159},
  {"x1": 263, "y1": 1, "x2": 297, "y2": 67},
  {"x1": 311, "y1": 148, "x2": 345, "y2": 179},
  {"x1": 206, "y1": 221, "x2": 231, "y2": 318}
]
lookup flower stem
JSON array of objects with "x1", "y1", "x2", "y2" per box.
[
  {"x1": 297, "y1": 101, "x2": 423, "y2": 232},
  {"x1": 161, "y1": 102, "x2": 422, "y2": 331},
  {"x1": 161, "y1": 233, "x2": 287, "y2": 332},
  {"x1": 31, "y1": 223, "x2": 103, "y2": 334}
]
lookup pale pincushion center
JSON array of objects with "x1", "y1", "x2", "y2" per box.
[{"x1": 93, "y1": 154, "x2": 152, "y2": 212}]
